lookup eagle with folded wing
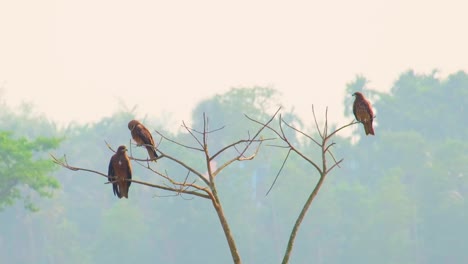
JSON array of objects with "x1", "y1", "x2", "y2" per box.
[
  {"x1": 352, "y1": 92, "x2": 375, "y2": 136},
  {"x1": 108, "y1": 145, "x2": 132, "y2": 199},
  {"x1": 128, "y1": 120, "x2": 158, "y2": 161}
]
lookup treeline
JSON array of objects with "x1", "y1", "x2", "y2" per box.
[{"x1": 0, "y1": 70, "x2": 466, "y2": 263}]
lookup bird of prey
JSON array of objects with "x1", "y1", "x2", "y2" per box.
[
  {"x1": 352, "y1": 92, "x2": 375, "y2": 135},
  {"x1": 128, "y1": 120, "x2": 158, "y2": 161},
  {"x1": 108, "y1": 145, "x2": 132, "y2": 199}
]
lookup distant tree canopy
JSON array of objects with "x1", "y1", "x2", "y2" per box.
[
  {"x1": 0, "y1": 131, "x2": 61, "y2": 211},
  {"x1": 193, "y1": 87, "x2": 282, "y2": 122},
  {"x1": 192, "y1": 86, "x2": 302, "y2": 150}
]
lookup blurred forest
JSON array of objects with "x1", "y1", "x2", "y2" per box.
[{"x1": 0, "y1": 70, "x2": 467, "y2": 263}]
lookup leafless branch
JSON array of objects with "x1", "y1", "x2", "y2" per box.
[
  {"x1": 324, "y1": 142, "x2": 341, "y2": 169},
  {"x1": 279, "y1": 106, "x2": 359, "y2": 264},
  {"x1": 181, "y1": 120, "x2": 206, "y2": 148},
  {"x1": 203, "y1": 113, "x2": 209, "y2": 148},
  {"x1": 154, "y1": 129, "x2": 204, "y2": 152},
  {"x1": 281, "y1": 118, "x2": 321, "y2": 147},
  {"x1": 129, "y1": 179, "x2": 210, "y2": 199},
  {"x1": 325, "y1": 158, "x2": 344, "y2": 174},
  {"x1": 312, "y1": 105, "x2": 323, "y2": 139},
  {"x1": 326, "y1": 120, "x2": 360, "y2": 140},
  {"x1": 210, "y1": 138, "x2": 274, "y2": 162},
  {"x1": 211, "y1": 140, "x2": 264, "y2": 178},
  {"x1": 246, "y1": 105, "x2": 359, "y2": 264},
  {"x1": 266, "y1": 144, "x2": 290, "y2": 149},
  {"x1": 265, "y1": 148, "x2": 291, "y2": 196},
  {"x1": 245, "y1": 114, "x2": 284, "y2": 140},
  {"x1": 192, "y1": 123, "x2": 226, "y2": 134},
  {"x1": 209, "y1": 108, "x2": 280, "y2": 179},
  {"x1": 128, "y1": 142, "x2": 161, "y2": 162},
  {"x1": 51, "y1": 108, "x2": 283, "y2": 264},
  {"x1": 153, "y1": 150, "x2": 211, "y2": 186},
  {"x1": 133, "y1": 160, "x2": 209, "y2": 193},
  {"x1": 50, "y1": 154, "x2": 210, "y2": 199},
  {"x1": 51, "y1": 154, "x2": 108, "y2": 178},
  {"x1": 104, "y1": 140, "x2": 116, "y2": 153},
  {"x1": 238, "y1": 107, "x2": 281, "y2": 153}
]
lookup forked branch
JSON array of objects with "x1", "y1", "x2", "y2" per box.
[{"x1": 247, "y1": 105, "x2": 359, "y2": 264}]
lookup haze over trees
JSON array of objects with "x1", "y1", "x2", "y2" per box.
[{"x1": 0, "y1": 70, "x2": 466, "y2": 263}]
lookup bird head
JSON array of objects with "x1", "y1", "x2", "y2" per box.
[
  {"x1": 128, "y1": 120, "x2": 139, "y2": 131},
  {"x1": 352, "y1": 92, "x2": 364, "y2": 98},
  {"x1": 117, "y1": 145, "x2": 128, "y2": 153}
]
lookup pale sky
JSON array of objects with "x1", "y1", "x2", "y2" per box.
[{"x1": 1, "y1": 0, "x2": 467, "y2": 128}]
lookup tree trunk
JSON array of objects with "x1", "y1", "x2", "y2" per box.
[
  {"x1": 211, "y1": 191, "x2": 242, "y2": 264},
  {"x1": 282, "y1": 175, "x2": 327, "y2": 264}
]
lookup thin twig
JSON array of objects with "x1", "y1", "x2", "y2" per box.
[
  {"x1": 130, "y1": 179, "x2": 210, "y2": 199},
  {"x1": 325, "y1": 159, "x2": 344, "y2": 174},
  {"x1": 245, "y1": 112, "x2": 285, "y2": 141},
  {"x1": 181, "y1": 120, "x2": 205, "y2": 148},
  {"x1": 153, "y1": 129, "x2": 204, "y2": 152},
  {"x1": 155, "y1": 150, "x2": 211, "y2": 186},
  {"x1": 210, "y1": 138, "x2": 274, "y2": 162},
  {"x1": 312, "y1": 105, "x2": 323, "y2": 139},
  {"x1": 281, "y1": 118, "x2": 321, "y2": 147},
  {"x1": 210, "y1": 108, "x2": 280, "y2": 179},
  {"x1": 266, "y1": 148, "x2": 292, "y2": 196},
  {"x1": 323, "y1": 107, "x2": 329, "y2": 138},
  {"x1": 134, "y1": 160, "x2": 209, "y2": 193},
  {"x1": 325, "y1": 143, "x2": 341, "y2": 169},
  {"x1": 326, "y1": 120, "x2": 359, "y2": 140},
  {"x1": 211, "y1": 140, "x2": 264, "y2": 177}
]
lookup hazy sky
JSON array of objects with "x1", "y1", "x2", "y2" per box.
[{"x1": 1, "y1": 0, "x2": 467, "y2": 127}]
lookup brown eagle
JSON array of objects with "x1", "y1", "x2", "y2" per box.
[
  {"x1": 108, "y1": 145, "x2": 132, "y2": 198},
  {"x1": 352, "y1": 92, "x2": 375, "y2": 135},
  {"x1": 128, "y1": 120, "x2": 158, "y2": 161}
]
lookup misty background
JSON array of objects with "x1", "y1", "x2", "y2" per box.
[
  {"x1": 1, "y1": 1, "x2": 467, "y2": 263},
  {"x1": 1, "y1": 73, "x2": 467, "y2": 263}
]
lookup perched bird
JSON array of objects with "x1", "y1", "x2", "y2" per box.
[
  {"x1": 352, "y1": 92, "x2": 375, "y2": 135},
  {"x1": 108, "y1": 145, "x2": 132, "y2": 198},
  {"x1": 128, "y1": 120, "x2": 158, "y2": 161}
]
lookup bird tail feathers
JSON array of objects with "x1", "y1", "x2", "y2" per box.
[
  {"x1": 364, "y1": 122, "x2": 375, "y2": 135},
  {"x1": 146, "y1": 146, "x2": 158, "y2": 162}
]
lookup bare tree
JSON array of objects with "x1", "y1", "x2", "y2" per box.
[
  {"x1": 247, "y1": 106, "x2": 358, "y2": 264},
  {"x1": 51, "y1": 110, "x2": 279, "y2": 264},
  {"x1": 51, "y1": 105, "x2": 359, "y2": 264}
]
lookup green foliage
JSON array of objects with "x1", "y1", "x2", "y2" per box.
[{"x1": 0, "y1": 131, "x2": 61, "y2": 211}]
